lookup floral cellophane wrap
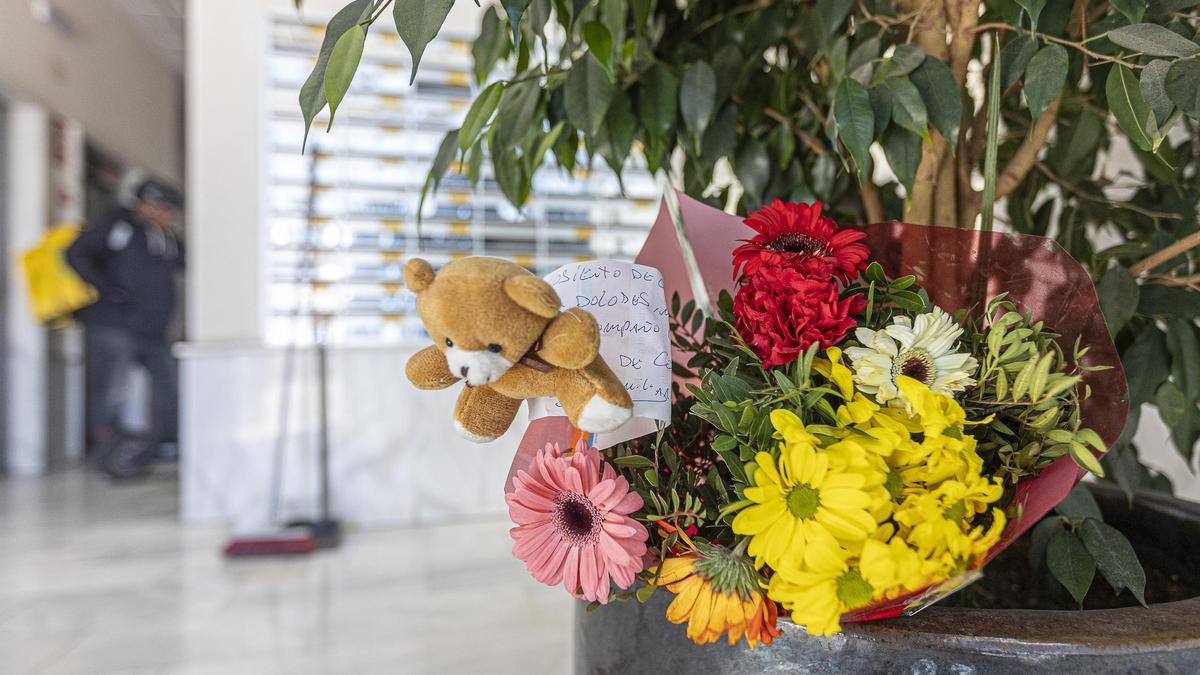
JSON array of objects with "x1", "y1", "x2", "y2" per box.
[{"x1": 508, "y1": 192, "x2": 1128, "y2": 623}]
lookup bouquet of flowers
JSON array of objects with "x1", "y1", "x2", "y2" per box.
[{"x1": 504, "y1": 194, "x2": 1126, "y2": 645}]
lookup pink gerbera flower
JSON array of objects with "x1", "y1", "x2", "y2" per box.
[{"x1": 506, "y1": 440, "x2": 648, "y2": 604}]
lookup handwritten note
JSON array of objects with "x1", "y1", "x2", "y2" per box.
[{"x1": 527, "y1": 261, "x2": 672, "y2": 448}]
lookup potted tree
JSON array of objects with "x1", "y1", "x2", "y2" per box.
[{"x1": 299, "y1": 0, "x2": 1200, "y2": 670}]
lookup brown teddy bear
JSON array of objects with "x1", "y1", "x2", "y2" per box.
[{"x1": 403, "y1": 256, "x2": 634, "y2": 443}]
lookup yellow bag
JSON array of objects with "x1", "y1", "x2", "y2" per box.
[{"x1": 21, "y1": 223, "x2": 98, "y2": 325}]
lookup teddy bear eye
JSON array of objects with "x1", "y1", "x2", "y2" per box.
[
  {"x1": 488, "y1": 343, "x2": 503, "y2": 353},
  {"x1": 445, "y1": 337, "x2": 454, "y2": 348}
]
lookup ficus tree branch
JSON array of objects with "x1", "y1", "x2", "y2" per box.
[
  {"x1": 995, "y1": 96, "x2": 1062, "y2": 200},
  {"x1": 1130, "y1": 231, "x2": 1200, "y2": 277}
]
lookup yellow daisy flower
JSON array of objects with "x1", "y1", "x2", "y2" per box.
[{"x1": 732, "y1": 411, "x2": 886, "y2": 572}]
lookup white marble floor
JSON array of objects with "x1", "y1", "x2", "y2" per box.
[{"x1": 0, "y1": 468, "x2": 574, "y2": 674}]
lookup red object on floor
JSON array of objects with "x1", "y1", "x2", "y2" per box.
[{"x1": 223, "y1": 528, "x2": 318, "y2": 557}]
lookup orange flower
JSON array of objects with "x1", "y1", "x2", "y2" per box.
[{"x1": 653, "y1": 545, "x2": 781, "y2": 648}]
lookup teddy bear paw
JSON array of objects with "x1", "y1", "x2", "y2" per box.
[
  {"x1": 454, "y1": 421, "x2": 500, "y2": 444},
  {"x1": 577, "y1": 396, "x2": 634, "y2": 433}
]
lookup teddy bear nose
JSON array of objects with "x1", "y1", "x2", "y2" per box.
[{"x1": 460, "y1": 366, "x2": 469, "y2": 377}]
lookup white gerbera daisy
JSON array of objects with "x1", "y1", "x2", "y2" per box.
[{"x1": 844, "y1": 306, "x2": 978, "y2": 407}]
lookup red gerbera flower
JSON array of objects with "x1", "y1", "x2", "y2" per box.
[
  {"x1": 733, "y1": 265, "x2": 866, "y2": 368},
  {"x1": 731, "y1": 200, "x2": 869, "y2": 282}
]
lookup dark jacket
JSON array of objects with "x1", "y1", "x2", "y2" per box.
[{"x1": 66, "y1": 208, "x2": 184, "y2": 340}]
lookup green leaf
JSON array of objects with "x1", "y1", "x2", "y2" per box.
[
  {"x1": 1155, "y1": 380, "x2": 1187, "y2": 428},
  {"x1": 1015, "y1": 0, "x2": 1047, "y2": 31},
  {"x1": 1166, "y1": 318, "x2": 1200, "y2": 401},
  {"x1": 565, "y1": 52, "x2": 613, "y2": 137},
  {"x1": 1107, "y1": 65, "x2": 1156, "y2": 152},
  {"x1": 492, "y1": 147, "x2": 530, "y2": 206},
  {"x1": 583, "y1": 21, "x2": 613, "y2": 75},
  {"x1": 816, "y1": 0, "x2": 853, "y2": 36},
  {"x1": 1123, "y1": 326, "x2": 1169, "y2": 406},
  {"x1": 1138, "y1": 284, "x2": 1200, "y2": 317},
  {"x1": 882, "y1": 126, "x2": 921, "y2": 195},
  {"x1": 299, "y1": 0, "x2": 372, "y2": 148},
  {"x1": 473, "y1": 7, "x2": 507, "y2": 85},
  {"x1": 638, "y1": 63, "x2": 679, "y2": 146},
  {"x1": 323, "y1": 24, "x2": 367, "y2": 129},
  {"x1": 493, "y1": 80, "x2": 542, "y2": 150},
  {"x1": 1000, "y1": 35, "x2": 1037, "y2": 91},
  {"x1": 393, "y1": 0, "x2": 454, "y2": 85},
  {"x1": 1107, "y1": 23, "x2": 1200, "y2": 58},
  {"x1": 1079, "y1": 519, "x2": 1147, "y2": 605},
  {"x1": 1165, "y1": 60, "x2": 1200, "y2": 121},
  {"x1": 1047, "y1": 529, "x2": 1095, "y2": 607},
  {"x1": 868, "y1": 82, "x2": 893, "y2": 135},
  {"x1": 701, "y1": 102, "x2": 738, "y2": 161},
  {"x1": 1055, "y1": 484, "x2": 1103, "y2": 522},
  {"x1": 680, "y1": 61, "x2": 718, "y2": 151},
  {"x1": 417, "y1": 128, "x2": 460, "y2": 220},
  {"x1": 1023, "y1": 45, "x2": 1067, "y2": 122},
  {"x1": 459, "y1": 82, "x2": 505, "y2": 153},
  {"x1": 910, "y1": 57, "x2": 961, "y2": 148},
  {"x1": 1110, "y1": 0, "x2": 1146, "y2": 24},
  {"x1": 1096, "y1": 266, "x2": 1139, "y2": 335},
  {"x1": 595, "y1": 90, "x2": 635, "y2": 173},
  {"x1": 734, "y1": 137, "x2": 770, "y2": 208},
  {"x1": 834, "y1": 77, "x2": 875, "y2": 182},
  {"x1": 874, "y1": 43, "x2": 925, "y2": 83},
  {"x1": 1139, "y1": 60, "x2": 1175, "y2": 127},
  {"x1": 611, "y1": 454, "x2": 655, "y2": 469},
  {"x1": 885, "y1": 77, "x2": 928, "y2": 142},
  {"x1": 1070, "y1": 441, "x2": 1106, "y2": 477},
  {"x1": 502, "y1": 0, "x2": 532, "y2": 47}
]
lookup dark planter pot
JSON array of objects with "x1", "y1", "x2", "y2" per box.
[{"x1": 575, "y1": 483, "x2": 1200, "y2": 674}]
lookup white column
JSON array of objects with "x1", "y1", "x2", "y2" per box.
[{"x1": 4, "y1": 101, "x2": 49, "y2": 476}]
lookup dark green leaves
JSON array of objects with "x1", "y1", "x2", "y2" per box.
[
  {"x1": 884, "y1": 77, "x2": 928, "y2": 141},
  {"x1": 816, "y1": 0, "x2": 854, "y2": 36},
  {"x1": 473, "y1": 7, "x2": 507, "y2": 85},
  {"x1": 459, "y1": 82, "x2": 504, "y2": 153},
  {"x1": 582, "y1": 21, "x2": 614, "y2": 75},
  {"x1": 910, "y1": 57, "x2": 960, "y2": 147},
  {"x1": 1024, "y1": 45, "x2": 1067, "y2": 121},
  {"x1": 1079, "y1": 520, "x2": 1147, "y2": 606},
  {"x1": 734, "y1": 137, "x2": 770, "y2": 207},
  {"x1": 883, "y1": 127, "x2": 921, "y2": 194},
  {"x1": 565, "y1": 52, "x2": 613, "y2": 137},
  {"x1": 1107, "y1": 65, "x2": 1156, "y2": 152},
  {"x1": 1015, "y1": 0, "x2": 1048, "y2": 31},
  {"x1": 1140, "y1": 60, "x2": 1175, "y2": 126},
  {"x1": 1001, "y1": 35, "x2": 1037, "y2": 91},
  {"x1": 834, "y1": 77, "x2": 874, "y2": 182},
  {"x1": 324, "y1": 24, "x2": 367, "y2": 127},
  {"x1": 1055, "y1": 484, "x2": 1103, "y2": 521},
  {"x1": 1138, "y1": 284, "x2": 1200, "y2": 317},
  {"x1": 1107, "y1": 23, "x2": 1200, "y2": 58},
  {"x1": 393, "y1": 0, "x2": 454, "y2": 84},
  {"x1": 1165, "y1": 60, "x2": 1200, "y2": 120},
  {"x1": 299, "y1": 0, "x2": 371, "y2": 148},
  {"x1": 680, "y1": 61, "x2": 717, "y2": 152},
  {"x1": 638, "y1": 63, "x2": 679, "y2": 154},
  {"x1": 418, "y1": 128, "x2": 460, "y2": 218},
  {"x1": 493, "y1": 80, "x2": 542, "y2": 149},
  {"x1": 1096, "y1": 266, "x2": 1140, "y2": 335},
  {"x1": 501, "y1": 0, "x2": 532, "y2": 47},
  {"x1": 1046, "y1": 528, "x2": 1095, "y2": 607}
]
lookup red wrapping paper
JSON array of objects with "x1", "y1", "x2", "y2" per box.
[{"x1": 510, "y1": 192, "x2": 1128, "y2": 622}]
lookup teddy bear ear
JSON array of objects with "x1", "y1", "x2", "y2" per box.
[
  {"x1": 503, "y1": 274, "x2": 561, "y2": 319},
  {"x1": 404, "y1": 258, "x2": 436, "y2": 293}
]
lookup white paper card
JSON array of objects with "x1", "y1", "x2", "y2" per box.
[{"x1": 527, "y1": 261, "x2": 672, "y2": 448}]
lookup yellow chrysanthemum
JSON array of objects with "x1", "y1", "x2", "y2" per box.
[
  {"x1": 654, "y1": 545, "x2": 782, "y2": 648},
  {"x1": 767, "y1": 537, "x2": 924, "y2": 636}
]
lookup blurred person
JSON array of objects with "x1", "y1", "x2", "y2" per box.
[{"x1": 66, "y1": 179, "x2": 184, "y2": 478}]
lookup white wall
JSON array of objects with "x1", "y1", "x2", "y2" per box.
[{"x1": 0, "y1": 0, "x2": 182, "y2": 182}]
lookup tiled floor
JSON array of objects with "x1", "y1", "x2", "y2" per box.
[{"x1": 0, "y1": 467, "x2": 574, "y2": 674}]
